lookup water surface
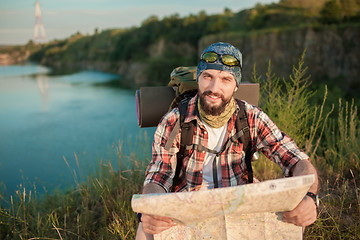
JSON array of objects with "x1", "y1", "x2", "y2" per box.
[{"x1": 0, "y1": 64, "x2": 154, "y2": 196}]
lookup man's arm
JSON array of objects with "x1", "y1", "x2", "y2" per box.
[
  {"x1": 135, "y1": 184, "x2": 177, "y2": 240},
  {"x1": 142, "y1": 182, "x2": 167, "y2": 194},
  {"x1": 290, "y1": 159, "x2": 319, "y2": 193},
  {"x1": 136, "y1": 108, "x2": 182, "y2": 239},
  {"x1": 282, "y1": 159, "x2": 319, "y2": 227},
  {"x1": 248, "y1": 107, "x2": 319, "y2": 227}
]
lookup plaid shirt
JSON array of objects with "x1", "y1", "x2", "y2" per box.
[{"x1": 144, "y1": 95, "x2": 309, "y2": 192}]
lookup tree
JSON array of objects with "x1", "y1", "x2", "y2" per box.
[
  {"x1": 320, "y1": 0, "x2": 342, "y2": 23},
  {"x1": 223, "y1": 8, "x2": 233, "y2": 17},
  {"x1": 142, "y1": 15, "x2": 159, "y2": 26}
]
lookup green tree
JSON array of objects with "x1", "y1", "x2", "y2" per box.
[
  {"x1": 142, "y1": 15, "x2": 159, "y2": 26},
  {"x1": 223, "y1": 7, "x2": 233, "y2": 17},
  {"x1": 320, "y1": 0, "x2": 342, "y2": 23}
]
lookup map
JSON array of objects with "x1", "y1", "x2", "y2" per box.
[{"x1": 131, "y1": 174, "x2": 315, "y2": 240}]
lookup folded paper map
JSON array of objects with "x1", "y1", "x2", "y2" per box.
[{"x1": 132, "y1": 174, "x2": 315, "y2": 240}]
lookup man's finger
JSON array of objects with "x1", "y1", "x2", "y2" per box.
[{"x1": 141, "y1": 214, "x2": 176, "y2": 235}]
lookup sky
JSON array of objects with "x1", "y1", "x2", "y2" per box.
[{"x1": 0, "y1": 0, "x2": 279, "y2": 45}]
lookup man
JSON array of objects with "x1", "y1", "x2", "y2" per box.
[{"x1": 135, "y1": 42, "x2": 319, "y2": 239}]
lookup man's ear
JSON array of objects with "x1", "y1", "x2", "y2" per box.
[{"x1": 234, "y1": 86, "x2": 238, "y2": 93}]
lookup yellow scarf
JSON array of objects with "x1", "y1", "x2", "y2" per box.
[{"x1": 197, "y1": 97, "x2": 236, "y2": 128}]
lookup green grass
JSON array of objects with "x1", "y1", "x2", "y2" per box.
[
  {"x1": 0, "y1": 137, "x2": 149, "y2": 239},
  {"x1": 252, "y1": 52, "x2": 360, "y2": 239}
]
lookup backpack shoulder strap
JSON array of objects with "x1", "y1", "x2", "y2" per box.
[
  {"x1": 164, "y1": 97, "x2": 193, "y2": 152},
  {"x1": 235, "y1": 99, "x2": 254, "y2": 183},
  {"x1": 177, "y1": 97, "x2": 195, "y2": 158},
  {"x1": 164, "y1": 97, "x2": 195, "y2": 192}
]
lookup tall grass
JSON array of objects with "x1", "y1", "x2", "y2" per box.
[
  {"x1": 305, "y1": 99, "x2": 360, "y2": 239},
  {"x1": 1, "y1": 54, "x2": 359, "y2": 239},
  {"x1": 306, "y1": 174, "x2": 360, "y2": 239},
  {"x1": 252, "y1": 50, "x2": 331, "y2": 180},
  {"x1": 0, "y1": 135, "x2": 149, "y2": 239},
  {"x1": 252, "y1": 51, "x2": 360, "y2": 239},
  {"x1": 320, "y1": 99, "x2": 360, "y2": 177}
]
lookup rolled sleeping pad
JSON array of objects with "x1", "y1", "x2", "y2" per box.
[
  {"x1": 136, "y1": 86, "x2": 176, "y2": 128},
  {"x1": 136, "y1": 83, "x2": 259, "y2": 128}
]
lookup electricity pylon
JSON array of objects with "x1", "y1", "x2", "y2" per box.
[{"x1": 34, "y1": 1, "x2": 46, "y2": 44}]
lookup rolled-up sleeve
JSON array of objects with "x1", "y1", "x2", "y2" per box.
[
  {"x1": 248, "y1": 104, "x2": 310, "y2": 176},
  {"x1": 144, "y1": 108, "x2": 181, "y2": 192}
]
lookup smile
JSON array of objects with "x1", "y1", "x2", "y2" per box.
[
  {"x1": 209, "y1": 95, "x2": 220, "y2": 99},
  {"x1": 206, "y1": 94, "x2": 221, "y2": 103}
]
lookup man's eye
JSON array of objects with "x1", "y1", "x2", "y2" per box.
[{"x1": 203, "y1": 74, "x2": 211, "y2": 78}]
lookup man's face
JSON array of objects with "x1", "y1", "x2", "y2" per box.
[{"x1": 198, "y1": 69, "x2": 238, "y2": 116}]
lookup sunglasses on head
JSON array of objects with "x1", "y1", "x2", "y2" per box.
[{"x1": 201, "y1": 52, "x2": 241, "y2": 69}]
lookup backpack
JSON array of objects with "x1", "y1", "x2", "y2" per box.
[
  {"x1": 135, "y1": 67, "x2": 259, "y2": 128},
  {"x1": 167, "y1": 66, "x2": 198, "y2": 110},
  {"x1": 162, "y1": 66, "x2": 255, "y2": 192}
]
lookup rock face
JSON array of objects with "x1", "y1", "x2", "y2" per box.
[
  {"x1": 115, "y1": 40, "x2": 196, "y2": 87},
  {"x1": 116, "y1": 60, "x2": 148, "y2": 87},
  {"x1": 0, "y1": 51, "x2": 30, "y2": 65},
  {"x1": 199, "y1": 26, "x2": 360, "y2": 95}
]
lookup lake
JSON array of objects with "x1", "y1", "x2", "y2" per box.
[{"x1": 0, "y1": 64, "x2": 155, "y2": 196}]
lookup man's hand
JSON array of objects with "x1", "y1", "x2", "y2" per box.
[
  {"x1": 283, "y1": 195, "x2": 317, "y2": 227},
  {"x1": 141, "y1": 213, "x2": 176, "y2": 235},
  {"x1": 135, "y1": 183, "x2": 173, "y2": 240},
  {"x1": 284, "y1": 159, "x2": 319, "y2": 229}
]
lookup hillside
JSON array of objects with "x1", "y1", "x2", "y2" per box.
[{"x1": 1, "y1": 0, "x2": 360, "y2": 97}]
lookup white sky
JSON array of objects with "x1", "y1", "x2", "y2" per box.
[{"x1": 0, "y1": 0, "x2": 279, "y2": 45}]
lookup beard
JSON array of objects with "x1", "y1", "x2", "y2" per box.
[{"x1": 199, "y1": 90, "x2": 231, "y2": 116}]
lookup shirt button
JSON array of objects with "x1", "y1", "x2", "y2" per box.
[
  {"x1": 204, "y1": 131, "x2": 207, "y2": 134},
  {"x1": 200, "y1": 171, "x2": 203, "y2": 174}
]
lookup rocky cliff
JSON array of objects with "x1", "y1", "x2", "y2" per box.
[
  {"x1": 199, "y1": 25, "x2": 360, "y2": 95},
  {"x1": 115, "y1": 25, "x2": 359, "y2": 96}
]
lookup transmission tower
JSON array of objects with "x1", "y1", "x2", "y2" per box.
[{"x1": 34, "y1": 1, "x2": 46, "y2": 44}]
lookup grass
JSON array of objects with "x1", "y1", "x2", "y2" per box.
[
  {"x1": 1, "y1": 55, "x2": 360, "y2": 239},
  {"x1": 306, "y1": 174, "x2": 360, "y2": 239},
  {"x1": 252, "y1": 52, "x2": 360, "y2": 239},
  {"x1": 0, "y1": 137, "x2": 150, "y2": 240}
]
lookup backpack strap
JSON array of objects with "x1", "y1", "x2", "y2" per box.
[
  {"x1": 164, "y1": 97, "x2": 195, "y2": 192},
  {"x1": 235, "y1": 99, "x2": 254, "y2": 183}
]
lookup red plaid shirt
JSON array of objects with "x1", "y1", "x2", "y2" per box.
[{"x1": 144, "y1": 95, "x2": 309, "y2": 192}]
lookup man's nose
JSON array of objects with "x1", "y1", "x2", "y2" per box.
[{"x1": 208, "y1": 78, "x2": 221, "y2": 92}]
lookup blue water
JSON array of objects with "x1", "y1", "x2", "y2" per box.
[{"x1": 0, "y1": 64, "x2": 155, "y2": 197}]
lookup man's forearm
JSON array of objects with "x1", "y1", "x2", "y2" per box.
[
  {"x1": 283, "y1": 159, "x2": 319, "y2": 227},
  {"x1": 291, "y1": 159, "x2": 319, "y2": 194},
  {"x1": 142, "y1": 182, "x2": 167, "y2": 194}
]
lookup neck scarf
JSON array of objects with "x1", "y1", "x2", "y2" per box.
[{"x1": 197, "y1": 97, "x2": 236, "y2": 128}]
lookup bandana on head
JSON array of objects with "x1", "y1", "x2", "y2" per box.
[{"x1": 196, "y1": 42, "x2": 242, "y2": 86}]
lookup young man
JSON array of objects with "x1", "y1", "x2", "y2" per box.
[{"x1": 135, "y1": 42, "x2": 319, "y2": 239}]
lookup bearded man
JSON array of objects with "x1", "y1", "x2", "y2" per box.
[{"x1": 135, "y1": 42, "x2": 319, "y2": 240}]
